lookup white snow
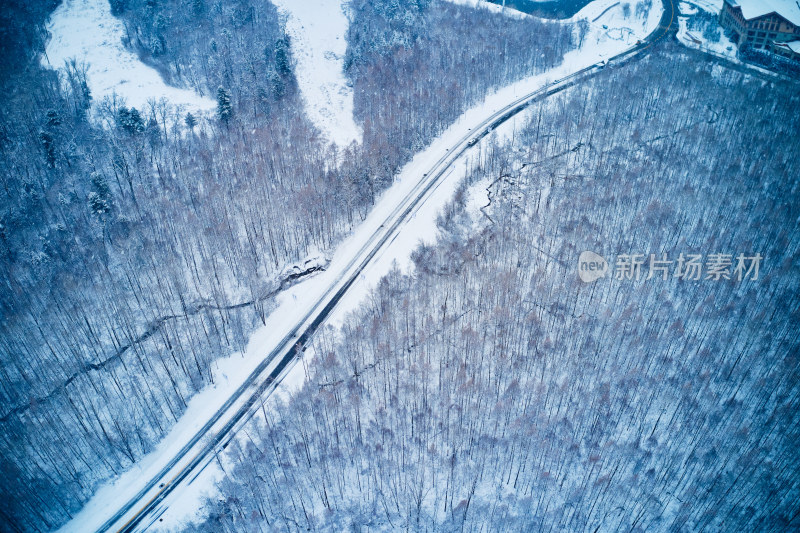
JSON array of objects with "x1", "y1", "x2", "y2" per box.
[
  {"x1": 445, "y1": 0, "x2": 529, "y2": 17},
  {"x1": 567, "y1": 0, "x2": 663, "y2": 49},
  {"x1": 54, "y1": 349, "x2": 263, "y2": 533},
  {"x1": 686, "y1": 0, "x2": 722, "y2": 11},
  {"x1": 465, "y1": 176, "x2": 495, "y2": 229},
  {"x1": 280, "y1": 250, "x2": 329, "y2": 280},
  {"x1": 733, "y1": 0, "x2": 800, "y2": 27},
  {"x1": 779, "y1": 40, "x2": 800, "y2": 53},
  {"x1": 58, "y1": 0, "x2": 663, "y2": 531},
  {"x1": 675, "y1": 0, "x2": 791, "y2": 78},
  {"x1": 42, "y1": 0, "x2": 215, "y2": 116},
  {"x1": 271, "y1": 0, "x2": 362, "y2": 148},
  {"x1": 675, "y1": 0, "x2": 739, "y2": 59},
  {"x1": 448, "y1": 0, "x2": 663, "y2": 51}
]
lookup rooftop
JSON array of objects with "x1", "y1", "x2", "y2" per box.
[
  {"x1": 727, "y1": 0, "x2": 800, "y2": 26},
  {"x1": 774, "y1": 39, "x2": 800, "y2": 52}
]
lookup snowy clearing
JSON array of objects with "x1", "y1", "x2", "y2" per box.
[
  {"x1": 42, "y1": 0, "x2": 215, "y2": 116},
  {"x1": 675, "y1": 0, "x2": 738, "y2": 58},
  {"x1": 58, "y1": 0, "x2": 663, "y2": 530},
  {"x1": 568, "y1": 0, "x2": 663, "y2": 49},
  {"x1": 465, "y1": 176, "x2": 495, "y2": 230},
  {"x1": 271, "y1": 0, "x2": 362, "y2": 148}
]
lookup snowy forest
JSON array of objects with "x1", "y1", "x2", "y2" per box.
[
  {"x1": 0, "y1": 0, "x2": 575, "y2": 530},
  {"x1": 188, "y1": 47, "x2": 800, "y2": 531}
]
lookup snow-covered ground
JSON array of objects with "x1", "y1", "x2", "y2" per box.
[
  {"x1": 674, "y1": 1, "x2": 789, "y2": 79},
  {"x1": 271, "y1": 0, "x2": 362, "y2": 148},
  {"x1": 449, "y1": 0, "x2": 663, "y2": 54},
  {"x1": 675, "y1": 0, "x2": 738, "y2": 58},
  {"x1": 566, "y1": 0, "x2": 663, "y2": 49},
  {"x1": 465, "y1": 176, "x2": 495, "y2": 230},
  {"x1": 43, "y1": 0, "x2": 361, "y2": 144},
  {"x1": 57, "y1": 0, "x2": 662, "y2": 531},
  {"x1": 43, "y1": 0, "x2": 215, "y2": 116},
  {"x1": 446, "y1": 0, "x2": 528, "y2": 17}
]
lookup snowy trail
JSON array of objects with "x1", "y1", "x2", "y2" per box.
[
  {"x1": 271, "y1": 0, "x2": 362, "y2": 148},
  {"x1": 57, "y1": 0, "x2": 666, "y2": 531}
]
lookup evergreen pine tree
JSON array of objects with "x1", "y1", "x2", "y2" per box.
[
  {"x1": 88, "y1": 172, "x2": 113, "y2": 219},
  {"x1": 185, "y1": 112, "x2": 197, "y2": 133},
  {"x1": 88, "y1": 192, "x2": 111, "y2": 217},
  {"x1": 216, "y1": 87, "x2": 233, "y2": 125},
  {"x1": 270, "y1": 72, "x2": 285, "y2": 100},
  {"x1": 275, "y1": 37, "x2": 291, "y2": 77},
  {"x1": 109, "y1": 0, "x2": 125, "y2": 15},
  {"x1": 39, "y1": 110, "x2": 62, "y2": 168},
  {"x1": 192, "y1": 0, "x2": 204, "y2": 17},
  {"x1": 45, "y1": 110, "x2": 61, "y2": 128},
  {"x1": 39, "y1": 130, "x2": 56, "y2": 169},
  {"x1": 117, "y1": 106, "x2": 145, "y2": 134},
  {"x1": 90, "y1": 172, "x2": 112, "y2": 202}
]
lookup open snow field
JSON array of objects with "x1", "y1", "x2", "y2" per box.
[
  {"x1": 43, "y1": 0, "x2": 360, "y2": 145},
  {"x1": 42, "y1": 0, "x2": 215, "y2": 116},
  {"x1": 56, "y1": 0, "x2": 663, "y2": 530},
  {"x1": 566, "y1": 0, "x2": 663, "y2": 49},
  {"x1": 271, "y1": 0, "x2": 362, "y2": 148}
]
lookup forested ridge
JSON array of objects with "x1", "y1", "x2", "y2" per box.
[
  {"x1": 0, "y1": 0, "x2": 573, "y2": 530},
  {"x1": 190, "y1": 47, "x2": 800, "y2": 532}
]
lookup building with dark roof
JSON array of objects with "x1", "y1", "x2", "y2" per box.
[{"x1": 719, "y1": 0, "x2": 800, "y2": 59}]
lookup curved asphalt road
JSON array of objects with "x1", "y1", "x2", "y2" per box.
[{"x1": 97, "y1": 1, "x2": 678, "y2": 531}]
